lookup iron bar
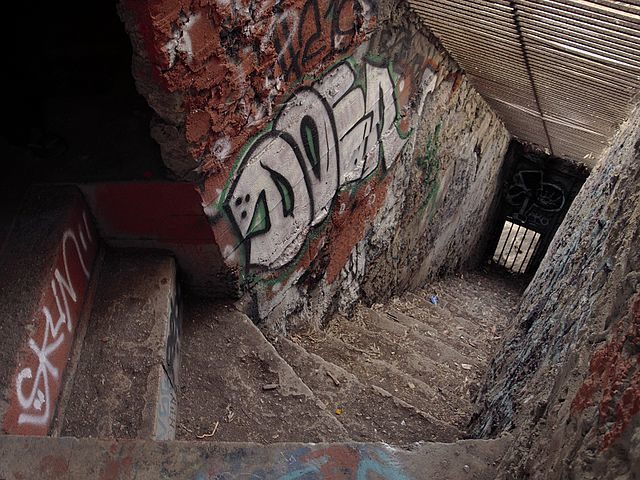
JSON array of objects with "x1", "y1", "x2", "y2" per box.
[{"x1": 497, "y1": 221, "x2": 514, "y2": 265}]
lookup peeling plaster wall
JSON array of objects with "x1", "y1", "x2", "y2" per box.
[
  {"x1": 118, "y1": 0, "x2": 510, "y2": 329},
  {"x1": 472, "y1": 105, "x2": 640, "y2": 479}
]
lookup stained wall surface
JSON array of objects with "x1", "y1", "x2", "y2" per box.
[
  {"x1": 118, "y1": 0, "x2": 510, "y2": 329},
  {"x1": 472, "y1": 105, "x2": 640, "y2": 479}
]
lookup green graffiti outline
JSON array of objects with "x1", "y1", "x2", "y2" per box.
[
  {"x1": 246, "y1": 167, "x2": 387, "y2": 291},
  {"x1": 215, "y1": 53, "x2": 414, "y2": 287},
  {"x1": 417, "y1": 121, "x2": 441, "y2": 214}
]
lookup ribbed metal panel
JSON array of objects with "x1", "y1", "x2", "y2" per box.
[{"x1": 409, "y1": 0, "x2": 640, "y2": 165}]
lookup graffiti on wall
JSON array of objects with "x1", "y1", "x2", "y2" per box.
[
  {"x1": 193, "y1": 444, "x2": 410, "y2": 480},
  {"x1": 4, "y1": 210, "x2": 98, "y2": 435},
  {"x1": 261, "y1": 0, "x2": 375, "y2": 82},
  {"x1": 220, "y1": 56, "x2": 408, "y2": 269},
  {"x1": 505, "y1": 170, "x2": 565, "y2": 229},
  {"x1": 165, "y1": 285, "x2": 181, "y2": 388},
  {"x1": 121, "y1": 0, "x2": 377, "y2": 182},
  {"x1": 416, "y1": 122, "x2": 441, "y2": 212},
  {"x1": 154, "y1": 370, "x2": 178, "y2": 440},
  {"x1": 367, "y1": 21, "x2": 437, "y2": 109},
  {"x1": 155, "y1": 283, "x2": 181, "y2": 440}
]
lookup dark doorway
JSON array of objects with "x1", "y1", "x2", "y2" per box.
[
  {"x1": 1, "y1": 2, "x2": 165, "y2": 247},
  {"x1": 488, "y1": 141, "x2": 589, "y2": 275}
]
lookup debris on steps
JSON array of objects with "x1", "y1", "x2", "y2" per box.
[
  {"x1": 359, "y1": 306, "x2": 487, "y2": 365},
  {"x1": 297, "y1": 315, "x2": 472, "y2": 429},
  {"x1": 280, "y1": 269, "x2": 521, "y2": 441},
  {"x1": 0, "y1": 433, "x2": 514, "y2": 480},
  {"x1": 61, "y1": 251, "x2": 179, "y2": 440},
  {"x1": 271, "y1": 335, "x2": 461, "y2": 444},
  {"x1": 176, "y1": 300, "x2": 349, "y2": 443},
  {"x1": 333, "y1": 314, "x2": 473, "y2": 397},
  {"x1": 295, "y1": 331, "x2": 462, "y2": 433}
]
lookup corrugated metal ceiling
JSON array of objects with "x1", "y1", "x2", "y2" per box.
[{"x1": 408, "y1": 0, "x2": 640, "y2": 166}]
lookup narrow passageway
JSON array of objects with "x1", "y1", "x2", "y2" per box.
[
  {"x1": 4, "y1": 0, "x2": 639, "y2": 476},
  {"x1": 176, "y1": 267, "x2": 524, "y2": 446}
]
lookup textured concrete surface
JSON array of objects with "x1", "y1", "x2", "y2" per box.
[
  {"x1": 177, "y1": 302, "x2": 348, "y2": 443},
  {"x1": 174, "y1": 269, "x2": 518, "y2": 446},
  {"x1": 272, "y1": 336, "x2": 459, "y2": 444},
  {"x1": 276, "y1": 268, "x2": 521, "y2": 444},
  {"x1": 61, "y1": 252, "x2": 179, "y2": 440},
  {"x1": 0, "y1": 186, "x2": 98, "y2": 435},
  {"x1": 472, "y1": 105, "x2": 640, "y2": 479},
  {"x1": 0, "y1": 434, "x2": 512, "y2": 480}
]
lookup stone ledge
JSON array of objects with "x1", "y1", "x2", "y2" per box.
[
  {"x1": 0, "y1": 434, "x2": 512, "y2": 480},
  {"x1": 0, "y1": 186, "x2": 99, "y2": 436}
]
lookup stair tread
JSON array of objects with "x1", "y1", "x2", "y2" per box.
[
  {"x1": 359, "y1": 306, "x2": 490, "y2": 364},
  {"x1": 323, "y1": 315, "x2": 479, "y2": 396},
  {"x1": 61, "y1": 251, "x2": 177, "y2": 440},
  {"x1": 273, "y1": 336, "x2": 461, "y2": 443},
  {"x1": 289, "y1": 270, "x2": 521, "y2": 438},
  {"x1": 392, "y1": 294, "x2": 509, "y2": 356},
  {"x1": 176, "y1": 301, "x2": 349, "y2": 443},
  {"x1": 297, "y1": 332, "x2": 470, "y2": 429},
  {"x1": 397, "y1": 291, "x2": 488, "y2": 337}
]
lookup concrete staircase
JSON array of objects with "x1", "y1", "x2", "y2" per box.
[
  {"x1": 0, "y1": 185, "x2": 521, "y2": 479},
  {"x1": 173, "y1": 271, "x2": 520, "y2": 447}
]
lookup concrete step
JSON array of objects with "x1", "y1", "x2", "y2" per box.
[
  {"x1": 358, "y1": 306, "x2": 484, "y2": 367},
  {"x1": 426, "y1": 271, "x2": 521, "y2": 326},
  {"x1": 297, "y1": 333, "x2": 466, "y2": 435},
  {"x1": 0, "y1": 186, "x2": 99, "y2": 436},
  {"x1": 272, "y1": 336, "x2": 458, "y2": 444},
  {"x1": 367, "y1": 305, "x2": 489, "y2": 365},
  {"x1": 176, "y1": 301, "x2": 349, "y2": 443},
  {"x1": 397, "y1": 291, "x2": 487, "y2": 339},
  {"x1": 286, "y1": 269, "x2": 522, "y2": 441},
  {"x1": 0, "y1": 434, "x2": 513, "y2": 479},
  {"x1": 320, "y1": 315, "x2": 474, "y2": 401},
  {"x1": 386, "y1": 285, "x2": 509, "y2": 356},
  {"x1": 61, "y1": 251, "x2": 180, "y2": 440}
]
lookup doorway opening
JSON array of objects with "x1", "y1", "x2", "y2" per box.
[{"x1": 493, "y1": 221, "x2": 541, "y2": 274}]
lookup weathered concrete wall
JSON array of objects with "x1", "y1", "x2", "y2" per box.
[
  {"x1": 472, "y1": 105, "x2": 640, "y2": 479},
  {"x1": 118, "y1": 0, "x2": 510, "y2": 329}
]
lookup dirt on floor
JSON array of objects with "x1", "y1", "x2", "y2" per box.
[
  {"x1": 176, "y1": 299, "x2": 348, "y2": 443},
  {"x1": 286, "y1": 267, "x2": 525, "y2": 441}
]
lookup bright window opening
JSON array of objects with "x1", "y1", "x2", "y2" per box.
[{"x1": 493, "y1": 221, "x2": 540, "y2": 273}]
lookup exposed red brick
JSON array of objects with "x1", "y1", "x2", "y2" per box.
[
  {"x1": 326, "y1": 175, "x2": 391, "y2": 284},
  {"x1": 185, "y1": 109, "x2": 211, "y2": 143},
  {"x1": 119, "y1": 0, "x2": 375, "y2": 187},
  {"x1": 571, "y1": 294, "x2": 640, "y2": 450}
]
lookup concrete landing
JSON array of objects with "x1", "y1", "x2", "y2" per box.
[
  {"x1": 0, "y1": 434, "x2": 512, "y2": 480},
  {"x1": 61, "y1": 252, "x2": 179, "y2": 440}
]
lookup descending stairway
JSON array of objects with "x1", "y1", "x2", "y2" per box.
[
  {"x1": 282, "y1": 270, "x2": 523, "y2": 441},
  {"x1": 175, "y1": 270, "x2": 521, "y2": 447},
  {"x1": 0, "y1": 185, "x2": 523, "y2": 479}
]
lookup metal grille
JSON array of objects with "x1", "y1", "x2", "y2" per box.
[
  {"x1": 493, "y1": 221, "x2": 541, "y2": 272},
  {"x1": 408, "y1": 0, "x2": 640, "y2": 166}
]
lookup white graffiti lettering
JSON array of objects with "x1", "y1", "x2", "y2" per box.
[
  {"x1": 16, "y1": 214, "x2": 95, "y2": 427},
  {"x1": 225, "y1": 59, "x2": 406, "y2": 268}
]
